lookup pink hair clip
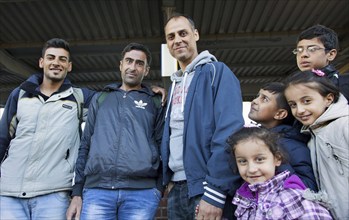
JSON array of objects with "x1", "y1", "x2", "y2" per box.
[{"x1": 312, "y1": 69, "x2": 325, "y2": 77}]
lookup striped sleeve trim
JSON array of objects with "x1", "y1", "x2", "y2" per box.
[{"x1": 202, "y1": 181, "x2": 227, "y2": 208}]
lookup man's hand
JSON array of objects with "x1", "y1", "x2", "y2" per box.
[
  {"x1": 196, "y1": 199, "x2": 223, "y2": 220},
  {"x1": 66, "y1": 196, "x2": 82, "y2": 220},
  {"x1": 150, "y1": 85, "x2": 167, "y2": 106}
]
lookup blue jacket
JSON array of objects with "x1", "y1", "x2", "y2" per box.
[
  {"x1": 161, "y1": 61, "x2": 244, "y2": 209},
  {"x1": 272, "y1": 124, "x2": 318, "y2": 191},
  {"x1": 72, "y1": 84, "x2": 165, "y2": 196}
]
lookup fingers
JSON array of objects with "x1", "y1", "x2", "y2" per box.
[
  {"x1": 66, "y1": 196, "x2": 82, "y2": 220},
  {"x1": 196, "y1": 200, "x2": 222, "y2": 220}
]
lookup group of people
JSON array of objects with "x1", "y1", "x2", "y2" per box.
[{"x1": 0, "y1": 13, "x2": 348, "y2": 220}]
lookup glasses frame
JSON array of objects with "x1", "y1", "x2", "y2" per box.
[{"x1": 292, "y1": 46, "x2": 327, "y2": 55}]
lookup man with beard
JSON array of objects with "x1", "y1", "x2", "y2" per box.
[{"x1": 66, "y1": 43, "x2": 165, "y2": 220}]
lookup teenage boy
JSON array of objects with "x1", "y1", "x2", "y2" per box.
[
  {"x1": 294, "y1": 24, "x2": 349, "y2": 101},
  {"x1": 248, "y1": 82, "x2": 317, "y2": 191},
  {"x1": 0, "y1": 38, "x2": 95, "y2": 219}
]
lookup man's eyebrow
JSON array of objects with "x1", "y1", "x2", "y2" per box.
[{"x1": 46, "y1": 53, "x2": 68, "y2": 58}]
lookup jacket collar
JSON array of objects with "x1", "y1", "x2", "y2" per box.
[{"x1": 20, "y1": 73, "x2": 73, "y2": 95}]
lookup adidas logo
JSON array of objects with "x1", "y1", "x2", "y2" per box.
[{"x1": 134, "y1": 100, "x2": 147, "y2": 109}]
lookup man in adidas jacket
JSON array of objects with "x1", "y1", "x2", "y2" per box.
[
  {"x1": 0, "y1": 38, "x2": 95, "y2": 219},
  {"x1": 162, "y1": 14, "x2": 244, "y2": 219},
  {"x1": 67, "y1": 43, "x2": 165, "y2": 220}
]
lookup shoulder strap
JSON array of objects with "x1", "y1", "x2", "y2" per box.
[
  {"x1": 152, "y1": 95, "x2": 162, "y2": 108},
  {"x1": 72, "y1": 88, "x2": 85, "y2": 137},
  {"x1": 2, "y1": 89, "x2": 25, "y2": 164},
  {"x1": 97, "y1": 91, "x2": 109, "y2": 108}
]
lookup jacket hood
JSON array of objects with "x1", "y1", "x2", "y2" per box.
[
  {"x1": 20, "y1": 73, "x2": 73, "y2": 94},
  {"x1": 302, "y1": 94, "x2": 349, "y2": 132},
  {"x1": 170, "y1": 50, "x2": 217, "y2": 82},
  {"x1": 166, "y1": 51, "x2": 217, "y2": 117},
  {"x1": 271, "y1": 124, "x2": 309, "y2": 144}
]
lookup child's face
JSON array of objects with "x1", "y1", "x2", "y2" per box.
[
  {"x1": 249, "y1": 89, "x2": 280, "y2": 128},
  {"x1": 284, "y1": 83, "x2": 334, "y2": 126},
  {"x1": 234, "y1": 138, "x2": 281, "y2": 184},
  {"x1": 295, "y1": 38, "x2": 336, "y2": 71}
]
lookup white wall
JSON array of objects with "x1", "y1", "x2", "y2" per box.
[{"x1": 243, "y1": 101, "x2": 254, "y2": 126}]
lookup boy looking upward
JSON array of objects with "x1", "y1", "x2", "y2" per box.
[{"x1": 248, "y1": 82, "x2": 317, "y2": 191}]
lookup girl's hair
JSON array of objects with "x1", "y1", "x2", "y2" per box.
[
  {"x1": 227, "y1": 127, "x2": 286, "y2": 165},
  {"x1": 283, "y1": 70, "x2": 340, "y2": 103}
]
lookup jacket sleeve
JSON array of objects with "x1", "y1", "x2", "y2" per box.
[
  {"x1": 0, "y1": 88, "x2": 20, "y2": 163},
  {"x1": 201, "y1": 62, "x2": 244, "y2": 208},
  {"x1": 71, "y1": 93, "x2": 99, "y2": 196},
  {"x1": 154, "y1": 94, "x2": 165, "y2": 148},
  {"x1": 278, "y1": 139, "x2": 318, "y2": 191},
  {"x1": 153, "y1": 95, "x2": 166, "y2": 192}
]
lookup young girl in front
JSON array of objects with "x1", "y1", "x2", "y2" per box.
[
  {"x1": 227, "y1": 127, "x2": 332, "y2": 219},
  {"x1": 284, "y1": 70, "x2": 349, "y2": 219}
]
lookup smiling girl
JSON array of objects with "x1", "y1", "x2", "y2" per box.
[
  {"x1": 284, "y1": 70, "x2": 349, "y2": 219},
  {"x1": 227, "y1": 127, "x2": 332, "y2": 219}
]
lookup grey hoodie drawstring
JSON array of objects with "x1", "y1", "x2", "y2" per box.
[
  {"x1": 181, "y1": 71, "x2": 188, "y2": 113},
  {"x1": 165, "y1": 50, "x2": 218, "y2": 119},
  {"x1": 165, "y1": 80, "x2": 176, "y2": 118}
]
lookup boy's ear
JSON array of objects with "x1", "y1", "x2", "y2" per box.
[
  {"x1": 327, "y1": 49, "x2": 337, "y2": 61},
  {"x1": 274, "y1": 109, "x2": 288, "y2": 121}
]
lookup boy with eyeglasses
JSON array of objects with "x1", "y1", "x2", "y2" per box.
[{"x1": 293, "y1": 24, "x2": 349, "y2": 101}]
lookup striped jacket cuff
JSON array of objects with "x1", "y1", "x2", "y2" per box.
[{"x1": 202, "y1": 181, "x2": 226, "y2": 209}]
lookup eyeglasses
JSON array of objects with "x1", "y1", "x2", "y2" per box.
[{"x1": 292, "y1": 46, "x2": 327, "y2": 55}]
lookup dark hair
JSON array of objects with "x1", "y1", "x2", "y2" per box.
[
  {"x1": 121, "y1": 42, "x2": 152, "y2": 66},
  {"x1": 227, "y1": 127, "x2": 286, "y2": 166},
  {"x1": 164, "y1": 13, "x2": 196, "y2": 31},
  {"x1": 297, "y1": 24, "x2": 339, "y2": 51},
  {"x1": 42, "y1": 38, "x2": 71, "y2": 60},
  {"x1": 260, "y1": 82, "x2": 295, "y2": 125},
  {"x1": 283, "y1": 70, "x2": 340, "y2": 103}
]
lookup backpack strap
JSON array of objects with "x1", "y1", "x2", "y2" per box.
[
  {"x1": 96, "y1": 91, "x2": 109, "y2": 108},
  {"x1": 2, "y1": 89, "x2": 25, "y2": 164},
  {"x1": 152, "y1": 95, "x2": 162, "y2": 108},
  {"x1": 72, "y1": 88, "x2": 85, "y2": 138}
]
